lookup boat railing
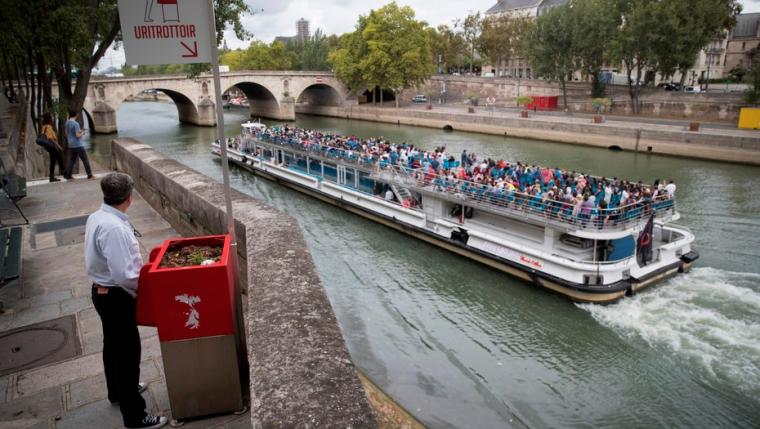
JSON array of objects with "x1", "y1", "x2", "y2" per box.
[{"x1": 234, "y1": 134, "x2": 676, "y2": 232}]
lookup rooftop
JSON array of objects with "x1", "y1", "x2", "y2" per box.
[{"x1": 732, "y1": 13, "x2": 760, "y2": 38}]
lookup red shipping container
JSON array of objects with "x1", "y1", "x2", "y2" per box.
[
  {"x1": 137, "y1": 235, "x2": 235, "y2": 342},
  {"x1": 525, "y1": 96, "x2": 558, "y2": 111}
]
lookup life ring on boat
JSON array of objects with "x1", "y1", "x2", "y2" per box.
[{"x1": 639, "y1": 232, "x2": 651, "y2": 246}]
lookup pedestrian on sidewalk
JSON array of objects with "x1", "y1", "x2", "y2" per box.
[
  {"x1": 85, "y1": 173, "x2": 167, "y2": 429},
  {"x1": 38, "y1": 113, "x2": 65, "y2": 182},
  {"x1": 64, "y1": 109, "x2": 94, "y2": 180}
]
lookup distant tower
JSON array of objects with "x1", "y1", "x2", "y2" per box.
[
  {"x1": 296, "y1": 18, "x2": 310, "y2": 41},
  {"x1": 222, "y1": 38, "x2": 229, "y2": 51}
]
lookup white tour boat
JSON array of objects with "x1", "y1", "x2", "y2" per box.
[{"x1": 212, "y1": 126, "x2": 698, "y2": 303}]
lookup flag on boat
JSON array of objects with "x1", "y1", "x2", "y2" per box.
[{"x1": 637, "y1": 215, "x2": 654, "y2": 267}]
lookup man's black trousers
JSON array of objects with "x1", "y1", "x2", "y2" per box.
[{"x1": 92, "y1": 286, "x2": 147, "y2": 426}]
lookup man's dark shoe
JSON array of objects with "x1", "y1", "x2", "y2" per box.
[
  {"x1": 87, "y1": 175, "x2": 96, "y2": 180},
  {"x1": 126, "y1": 415, "x2": 167, "y2": 429},
  {"x1": 49, "y1": 177, "x2": 61, "y2": 182}
]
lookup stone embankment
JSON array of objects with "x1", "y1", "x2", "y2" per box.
[
  {"x1": 297, "y1": 104, "x2": 760, "y2": 166},
  {"x1": 111, "y1": 138, "x2": 380, "y2": 427},
  {"x1": 406, "y1": 76, "x2": 746, "y2": 123}
]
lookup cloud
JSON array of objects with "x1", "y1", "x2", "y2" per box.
[{"x1": 99, "y1": 0, "x2": 760, "y2": 70}]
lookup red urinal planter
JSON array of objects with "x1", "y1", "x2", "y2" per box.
[{"x1": 136, "y1": 235, "x2": 235, "y2": 343}]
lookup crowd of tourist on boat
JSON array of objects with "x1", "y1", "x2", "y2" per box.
[{"x1": 221, "y1": 125, "x2": 677, "y2": 227}]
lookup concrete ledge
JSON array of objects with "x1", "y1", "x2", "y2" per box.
[{"x1": 111, "y1": 138, "x2": 378, "y2": 428}]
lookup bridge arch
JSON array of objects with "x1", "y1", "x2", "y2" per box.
[
  {"x1": 75, "y1": 72, "x2": 351, "y2": 133},
  {"x1": 226, "y1": 81, "x2": 282, "y2": 121}
]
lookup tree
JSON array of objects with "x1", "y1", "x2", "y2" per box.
[
  {"x1": 479, "y1": 14, "x2": 531, "y2": 78},
  {"x1": 612, "y1": 0, "x2": 662, "y2": 114},
  {"x1": 569, "y1": 0, "x2": 621, "y2": 98},
  {"x1": 744, "y1": 57, "x2": 760, "y2": 104},
  {"x1": 0, "y1": 0, "x2": 251, "y2": 146},
  {"x1": 430, "y1": 25, "x2": 466, "y2": 74},
  {"x1": 330, "y1": 2, "x2": 433, "y2": 106},
  {"x1": 456, "y1": 12, "x2": 482, "y2": 74},
  {"x1": 526, "y1": 5, "x2": 576, "y2": 108},
  {"x1": 329, "y1": 17, "x2": 371, "y2": 98},
  {"x1": 653, "y1": 0, "x2": 740, "y2": 89},
  {"x1": 361, "y1": 2, "x2": 433, "y2": 106}
]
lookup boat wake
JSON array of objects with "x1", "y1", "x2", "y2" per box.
[{"x1": 578, "y1": 267, "x2": 760, "y2": 399}]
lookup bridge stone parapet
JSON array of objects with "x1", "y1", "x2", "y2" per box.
[{"x1": 57, "y1": 71, "x2": 351, "y2": 133}]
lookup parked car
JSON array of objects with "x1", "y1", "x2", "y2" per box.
[
  {"x1": 685, "y1": 86, "x2": 703, "y2": 93},
  {"x1": 412, "y1": 94, "x2": 428, "y2": 103},
  {"x1": 657, "y1": 82, "x2": 682, "y2": 91}
]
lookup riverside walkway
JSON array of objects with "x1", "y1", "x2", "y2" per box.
[{"x1": 0, "y1": 169, "x2": 252, "y2": 429}]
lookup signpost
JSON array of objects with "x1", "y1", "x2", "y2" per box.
[{"x1": 117, "y1": 0, "x2": 236, "y2": 245}]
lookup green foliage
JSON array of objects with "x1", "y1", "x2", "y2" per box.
[
  {"x1": 456, "y1": 12, "x2": 482, "y2": 73},
  {"x1": 330, "y1": 2, "x2": 434, "y2": 101},
  {"x1": 526, "y1": 5, "x2": 575, "y2": 107},
  {"x1": 219, "y1": 41, "x2": 298, "y2": 71},
  {"x1": 479, "y1": 14, "x2": 531, "y2": 77},
  {"x1": 570, "y1": 0, "x2": 622, "y2": 97},
  {"x1": 429, "y1": 24, "x2": 466, "y2": 73},
  {"x1": 592, "y1": 97, "x2": 612, "y2": 113},
  {"x1": 329, "y1": 16, "x2": 371, "y2": 92},
  {"x1": 516, "y1": 95, "x2": 533, "y2": 107},
  {"x1": 730, "y1": 64, "x2": 747, "y2": 82},
  {"x1": 744, "y1": 58, "x2": 760, "y2": 104}
]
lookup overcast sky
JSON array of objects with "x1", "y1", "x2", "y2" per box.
[{"x1": 97, "y1": 0, "x2": 760, "y2": 71}]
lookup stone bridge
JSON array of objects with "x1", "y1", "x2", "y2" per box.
[{"x1": 64, "y1": 71, "x2": 353, "y2": 133}]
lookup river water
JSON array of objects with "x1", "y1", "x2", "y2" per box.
[{"x1": 89, "y1": 102, "x2": 760, "y2": 429}]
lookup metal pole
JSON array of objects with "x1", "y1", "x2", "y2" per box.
[{"x1": 206, "y1": 1, "x2": 236, "y2": 244}]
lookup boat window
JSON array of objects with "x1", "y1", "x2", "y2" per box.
[
  {"x1": 345, "y1": 168, "x2": 356, "y2": 188},
  {"x1": 358, "y1": 171, "x2": 375, "y2": 194},
  {"x1": 283, "y1": 152, "x2": 295, "y2": 166},
  {"x1": 309, "y1": 158, "x2": 322, "y2": 176},
  {"x1": 323, "y1": 162, "x2": 337, "y2": 183}
]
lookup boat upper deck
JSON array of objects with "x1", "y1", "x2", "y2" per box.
[{"x1": 219, "y1": 132, "x2": 677, "y2": 235}]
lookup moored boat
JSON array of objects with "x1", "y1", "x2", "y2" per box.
[{"x1": 212, "y1": 125, "x2": 698, "y2": 303}]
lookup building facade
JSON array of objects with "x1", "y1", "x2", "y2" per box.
[
  {"x1": 484, "y1": 0, "x2": 569, "y2": 78},
  {"x1": 297, "y1": 18, "x2": 310, "y2": 42},
  {"x1": 724, "y1": 13, "x2": 760, "y2": 77}
]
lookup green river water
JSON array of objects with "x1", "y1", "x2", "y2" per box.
[{"x1": 89, "y1": 102, "x2": 760, "y2": 429}]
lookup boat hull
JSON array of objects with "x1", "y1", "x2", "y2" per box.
[{"x1": 214, "y1": 150, "x2": 695, "y2": 304}]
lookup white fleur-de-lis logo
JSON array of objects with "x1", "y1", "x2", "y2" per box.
[{"x1": 175, "y1": 294, "x2": 201, "y2": 330}]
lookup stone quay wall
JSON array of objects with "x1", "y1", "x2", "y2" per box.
[
  {"x1": 405, "y1": 76, "x2": 746, "y2": 123},
  {"x1": 296, "y1": 104, "x2": 760, "y2": 166},
  {"x1": 111, "y1": 139, "x2": 378, "y2": 428}
]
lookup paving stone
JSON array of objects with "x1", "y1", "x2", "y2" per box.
[
  {"x1": 81, "y1": 335, "x2": 103, "y2": 355},
  {"x1": 139, "y1": 359, "x2": 161, "y2": 383},
  {"x1": 0, "y1": 386, "x2": 63, "y2": 427},
  {"x1": 10, "y1": 304, "x2": 62, "y2": 329},
  {"x1": 0, "y1": 375, "x2": 8, "y2": 404},
  {"x1": 54, "y1": 398, "x2": 123, "y2": 429},
  {"x1": 214, "y1": 414, "x2": 253, "y2": 429},
  {"x1": 77, "y1": 308, "x2": 98, "y2": 322},
  {"x1": 15, "y1": 353, "x2": 102, "y2": 399},
  {"x1": 138, "y1": 326, "x2": 158, "y2": 340},
  {"x1": 67, "y1": 373, "x2": 107, "y2": 411},
  {"x1": 60, "y1": 297, "x2": 91, "y2": 316},
  {"x1": 140, "y1": 335, "x2": 162, "y2": 360},
  {"x1": 29, "y1": 290, "x2": 73, "y2": 307},
  {"x1": 147, "y1": 379, "x2": 169, "y2": 415}
]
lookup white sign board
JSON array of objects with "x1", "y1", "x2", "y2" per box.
[{"x1": 117, "y1": 0, "x2": 212, "y2": 65}]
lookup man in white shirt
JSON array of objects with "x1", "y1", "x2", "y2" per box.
[
  {"x1": 665, "y1": 180, "x2": 677, "y2": 198},
  {"x1": 85, "y1": 173, "x2": 167, "y2": 429}
]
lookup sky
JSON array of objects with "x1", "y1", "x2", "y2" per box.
[{"x1": 96, "y1": 0, "x2": 760, "y2": 72}]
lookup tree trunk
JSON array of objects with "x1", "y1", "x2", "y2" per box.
[
  {"x1": 371, "y1": 87, "x2": 375, "y2": 104},
  {"x1": 395, "y1": 90, "x2": 399, "y2": 108},
  {"x1": 561, "y1": 79, "x2": 568, "y2": 109},
  {"x1": 678, "y1": 69, "x2": 688, "y2": 91},
  {"x1": 380, "y1": 87, "x2": 384, "y2": 105}
]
